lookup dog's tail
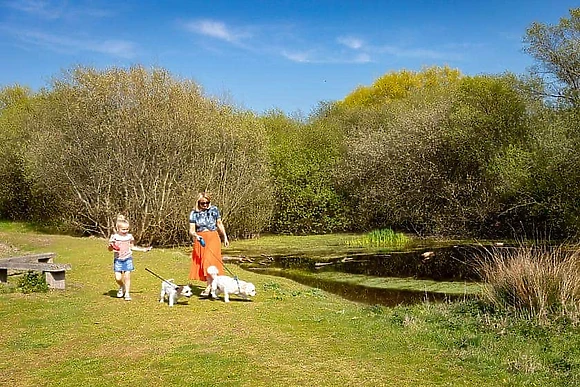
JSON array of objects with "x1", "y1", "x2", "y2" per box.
[{"x1": 206, "y1": 265, "x2": 219, "y2": 279}]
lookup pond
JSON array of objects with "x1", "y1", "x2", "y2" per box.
[{"x1": 237, "y1": 243, "x2": 498, "y2": 307}]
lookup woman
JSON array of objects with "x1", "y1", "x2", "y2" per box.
[{"x1": 188, "y1": 192, "x2": 229, "y2": 296}]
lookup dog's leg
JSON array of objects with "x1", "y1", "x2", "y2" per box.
[
  {"x1": 159, "y1": 288, "x2": 165, "y2": 303},
  {"x1": 224, "y1": 291, "x2": 230, "y2": 303},
  {"x1": 210, "y1": 279, "x2": 218, "y2": 299},
  {"x1": 169, "y1": 293, "x2": 174, "y2": 307}
]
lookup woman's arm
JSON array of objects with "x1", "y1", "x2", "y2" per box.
[
  {"x1": 216, "y1": 219, "x2": 229, "y2": 247},
  {"x1": 189, "y1": 222, "x2": 198, "y2": 240}
]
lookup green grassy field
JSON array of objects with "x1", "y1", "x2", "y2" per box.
[{"x1": 0, "y1": 223, "x2": 577, "y2": 386}]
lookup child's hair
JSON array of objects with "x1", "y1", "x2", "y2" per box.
[{"x1": 115, "y1": 214, "x2": 130, "y2": 229}]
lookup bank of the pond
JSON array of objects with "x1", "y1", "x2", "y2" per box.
[
  {"x1": 245, "y1": 267, "x2": 482, "y2": 306},
  {"x1": 1, "y1": 224, "x2": 579, "y2": 386},
  {"x1": 228, "y1": 235, "x2": 491, "y2": 306}
]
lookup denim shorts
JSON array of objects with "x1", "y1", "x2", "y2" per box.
[{"x1": 113, "y1": 257, "x2": 134, "y2": 272}]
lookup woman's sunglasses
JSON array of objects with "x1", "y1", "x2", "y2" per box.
[{"x1": 199, "y1": 201, "x2": 210, "y2": 205}]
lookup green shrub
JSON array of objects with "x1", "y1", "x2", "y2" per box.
[
  {"x1": 263, "y1": 110, "x2": 349, "y2": 234},
  {"x1": 17, "y1": 271, "x2": 48, "y2": 294}
]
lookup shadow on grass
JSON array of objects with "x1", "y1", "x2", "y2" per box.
[
  {"x1": 103, "y1": 289, "x2": 144, "y2": 298},
  {"x1": 0, "y1": 220, "x2": 71, "y2": 236}
]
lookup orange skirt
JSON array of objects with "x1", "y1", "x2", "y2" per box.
[{"x1": 189, "y1": 230, "x2": 223, "y2": 281}]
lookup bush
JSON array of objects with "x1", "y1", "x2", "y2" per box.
[
  {"x1": 477, "y1": 244, "x2": 580, "y2": 325},
  {"x1": 0, "y1": 85, "x2": 35, "y2": 220},
  {"x1": 24, "y1": 65, "x2": 273, "y2": 243},
  {"x1": 263, "y1": 110, "x2": 349, "y2": 234},
  {"x1": 17, "y1": 271, "x2": 48, "y2": 293}
]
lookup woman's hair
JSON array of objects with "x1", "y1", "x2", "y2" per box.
[
  {"x1": 115, "y1": 214, "x2": 130, "y2": 229},
  {"x1": 194, "y1": 192, "x2": 212, "y2": 211}
]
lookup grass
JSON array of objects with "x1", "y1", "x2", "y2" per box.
[
  {"x1": 477, "y1": 244, "x2": 580, "y2": 325},
  {"x1": 1, "y1": 223, "x2": 579, "y2": 386},
  {"x1": 346, "y1": 228, "x2": 411, "y2": 249}
]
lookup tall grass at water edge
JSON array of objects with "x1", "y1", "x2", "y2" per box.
[
  {"x1": 346, "y1": 228, "x2": 411, "y2": 249},
  {"x1": 478, "y1": 245, "x2": 580, "y2": 325}
]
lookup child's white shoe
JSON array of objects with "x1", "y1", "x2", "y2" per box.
[
  {"x1": 124, "y1": 294, "x2": 132, "y2": 301},
  {"x1": 117, "y1": 287, "x2": 124, "y2": 298}
]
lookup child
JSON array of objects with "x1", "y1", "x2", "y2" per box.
[{"x1": 108, "y1": 215, "x2": 152, "y2": 301}]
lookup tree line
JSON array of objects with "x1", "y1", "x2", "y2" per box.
[{"x1": 1, "y1": 8, "x2": 579, "y2": 244}]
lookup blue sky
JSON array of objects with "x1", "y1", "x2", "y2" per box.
[{"x1": 1, "y1": 1, "x2": 577, "y2": 115}]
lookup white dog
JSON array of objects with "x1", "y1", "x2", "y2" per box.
[
  {"x1": 159, "y1": 279, "x2": 193, "y2": 307},
  {"x1": 207, "y1": 266, "x2": 256, "y2": 303}
]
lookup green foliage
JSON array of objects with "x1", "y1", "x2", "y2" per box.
[
  {"x1": 17, "y1": 271, "x2": 48, "y2": 294},
  {"x1": 331, "y1": 69, "x2": 460, "y2": 233},
  {"x1": 263, "y1": 110, "x2": 349, "y2": 234},
  {"x1": 347, "y1": 228, "x2": 411, "y2": 249},
  {"x1": 0, "y1": 85, "x2": 35, "y2": 220}
]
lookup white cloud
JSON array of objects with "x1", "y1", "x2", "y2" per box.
[
  {"x1": 15, "y1": 29, "x2": 137, "y2": 58},
  {"x1": 5, "y1": 0, "x2": 63, "y2": 19},
  {"x1": 282, "y1": 50, "x2": 311, "y2": 63},
  {"x1": 183, "y1": 19, "x2": 250, "y2": 43},
  {"x1": 376, "y1": 44, "x2": 461, "y2": 60},
  {"x1": 94, "y1": 40, "x2": 138, "y2": 58},
  {"x1": 337, "y1": 36, "x2": 364, "y2": 50},
  {"x1": 4, "y1": 0, "x2": 113, "y2": 20},
  {"x1": 353, "y1": 53, "x2": 371, "y2": 63}
]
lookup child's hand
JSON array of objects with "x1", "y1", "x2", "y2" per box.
[{"x1": 109, "y1": 242, "x2": 120, "y2": 251}]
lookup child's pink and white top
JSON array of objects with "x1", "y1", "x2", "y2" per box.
[{"x1": 109, "y1": 233, "x2": 134, "y2": 260}]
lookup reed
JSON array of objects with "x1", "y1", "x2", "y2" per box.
[
  {"x1": 346, "y1": 228, "x2": 411, "y2": 249},
  {"x1": 478, "y1": 245, "x2": 580, "y2": 324}
]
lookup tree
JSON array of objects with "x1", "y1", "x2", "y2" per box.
[
  {"x1": 262, "y1": 110, "x2": 348, "y2": 234},
  {"x1": 523, "y1": 8, "x2": 580, "y2": 107},
  {"x1": 25, "y1": 66, "x2": 272, "y2": 243},
  {"x1": 0, "y1": 85, "x2": 34, "y2": 219},
  {"x1": 340, "y1": 66, "x2": 462, "y2": 108}
]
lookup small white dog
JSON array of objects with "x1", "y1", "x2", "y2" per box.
[
  {"x1": 159, "y1": 279, "x2": 193, "y2": 307},
  {"x1": 207, "y1": 265, "x2": 256, "y2": 303}
]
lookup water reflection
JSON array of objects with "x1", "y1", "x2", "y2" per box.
[
  {"x1": 260, "y1": 244, "x2": 487, "y2": 281},
  {"x1": 248, "y1": 267, "x2": 473, "y2": 307}
]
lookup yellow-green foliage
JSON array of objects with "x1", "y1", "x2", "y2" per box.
[
  {"x1": 263, "y1": 110, "x2": 349, "y2": 234},
  {"x1": 0, "y1": 85, "x2": 35, "y2": 219},
  {"x1": 340, "y1": 65, "x2": 462, "y2": 108}
]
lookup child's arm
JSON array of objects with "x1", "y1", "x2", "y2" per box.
[
  {"x1": 108, "y1": 236, "x2": 119, "y2": 251},
  {"x1": 131, "y1": 244, "x2": 152, "y2": 252}
]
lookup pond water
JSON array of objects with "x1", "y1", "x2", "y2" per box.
[
  {"x1": 247, "y1": 267, "x2": 473, "y2": 307},
  {"x1": 240, "y1": 244, "x2": 494, "y2": 307}
]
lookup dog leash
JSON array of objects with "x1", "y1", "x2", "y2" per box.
[
  {"x1": 196, "y1": 236, "x2": 242, "y2": 293},
  {"x1": 223, "y1": 265, "x2": 242, "y2": 293},
  {"x1": 145, "y1": 267, "x2": 178, "y2": 289}
]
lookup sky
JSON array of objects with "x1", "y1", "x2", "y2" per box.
[{"x1": 0, "y1": 0, "x2": 578, "y2": 115}]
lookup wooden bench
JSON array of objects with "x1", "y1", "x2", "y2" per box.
[{"x1": 0, "y1": 253, "x2": 72, "y2": 290}]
